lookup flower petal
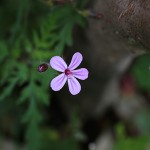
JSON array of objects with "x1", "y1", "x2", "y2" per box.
[
  {"x1": 68, "y1": 52, "x2": 83, "y2": 70},
  {"x1": 50, "y1": 56, "x2": 67, "y2": 72},
  {"x1": 50, "y1": 73, "x2": 67, "y2": 91},
  {"x1": 68, "y1": 76, "x2": 81, "y2": 95},
  {"x1": 72, "y1": 68, "x2": 89, "y2": 80}
]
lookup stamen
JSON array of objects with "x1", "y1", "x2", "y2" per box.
[{"x1": 65, "y1": 69, "x2": 72, "y2": 76}]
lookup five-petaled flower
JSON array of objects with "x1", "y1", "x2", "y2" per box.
[{"x1": 50, "y1": 52, "x2": 89, "y2": 95}]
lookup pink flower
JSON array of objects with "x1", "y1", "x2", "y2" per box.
[{"x1": 50, "y1": 52, "x2": 89, "y2": 95}]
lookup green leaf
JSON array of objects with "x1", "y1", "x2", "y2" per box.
[
  {"x1": 22, "y1": 98, "x2": 42, "y2": 123},
  {"x1": 115, "y1": 122, "x2": 150, "y2": 150},
  {"x1": 131, "y1": 54, "x2": 150, "y2": 92},
  {"x1": 59, "y1": 22, "x2": 74, "y2": 46},
  {"x1": 0, "y1": 41, "x2": 8, "y2": 62},
  {"x1": 114, "y1": 136, "x2": 150, "y2": 150},
  {"x1": 0, "y1": 77, "x2": 19, "y2": 101}
]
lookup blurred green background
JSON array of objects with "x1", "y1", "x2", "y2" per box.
[
  {"x1": 0, "y1": 0, "x2": 87, "y2": 149},
  {"x1": 0, "y1": 0, "x2": 150, "y2": 150}
]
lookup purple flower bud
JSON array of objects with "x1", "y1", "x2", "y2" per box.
[{"x1": 37, "y1": 63, "x2": 48, "y2": 72}]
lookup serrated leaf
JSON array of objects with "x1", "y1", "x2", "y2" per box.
[
  {"x1": 0, "y1": 77, "x2": 19, "y2": 101},
  {"x1": 22, "y1": 98, "x2": 42, "y2": 123},
  {"x1": 0, "y1": 60, "x2": 17, "y2": 85},
  {"x1": 17, "y1": 62, "x2": 29, "y2": 85},
  {"x1": 17, "y1": 84, "x2": 31, "y2": 104}
]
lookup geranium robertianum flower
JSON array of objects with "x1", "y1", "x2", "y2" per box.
[{"x1": 50, "y1": 52, "x2": 89, "y2": 95}]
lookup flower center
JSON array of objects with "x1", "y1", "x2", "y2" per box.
[{"x1": 65, "y1": 69, "x2": 72, "y2": 76}]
